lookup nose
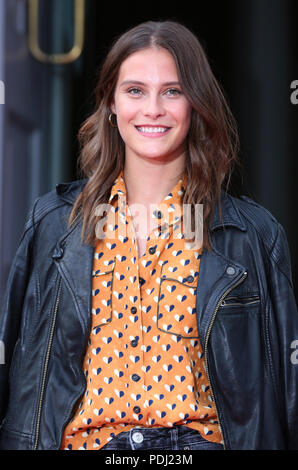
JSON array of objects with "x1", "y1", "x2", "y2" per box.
[{"x1": 143, "y1": 93, "x2": 165, "y2": 119}]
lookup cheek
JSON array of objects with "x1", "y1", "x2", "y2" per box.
[
  {"x1": 171, "y1": 102, "x2": 192, "y2": 129},
  {"x1": 115, "y1": 97, "x2": 139, "y2": 124},
  {"x1": 115, "y1": 101, "x2": 139, "y2": 143}
]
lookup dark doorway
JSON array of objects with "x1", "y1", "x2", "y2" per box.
[{"x1": 69, "y1": 0, "x2": 298, "y2": 298}]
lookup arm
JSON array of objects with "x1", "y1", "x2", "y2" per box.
[
  {"x1": 268, "y1": 223, "x2": 298, "y2": 449},
  {"x1": 0, "y1": 198, "x2": 39, "y2": 423}
]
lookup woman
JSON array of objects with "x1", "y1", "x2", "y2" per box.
[{"x1": 0, "y1": 21, "x2": 297, "y2": 451}]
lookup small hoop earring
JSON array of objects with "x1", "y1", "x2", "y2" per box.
[{"x1": 109, "y1": 113, "x2": 117, "y2": 128}]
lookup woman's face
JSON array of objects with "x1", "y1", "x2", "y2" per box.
[{"x1": 111, "y1": 47, "x2": 192, "y2": 163}]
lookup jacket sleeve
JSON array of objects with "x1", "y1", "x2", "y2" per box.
[
  {"x1": 268, "y1": 222, "x2": 298, "y2": 449},
  {"x1": 0, "y1": 198, "x2": 39, "y2": 424}
]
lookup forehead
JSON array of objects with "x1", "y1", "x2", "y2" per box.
[{"x1": 117, "y1": 47, "x2": 179, "y2": 84}]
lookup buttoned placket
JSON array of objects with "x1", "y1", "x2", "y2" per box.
[
  {"x1": 122, "y1": 205, "x2": 145, "y2": 420},
  {"x1": 124, "y1": 200, "x2": 175, "y2": 423}
]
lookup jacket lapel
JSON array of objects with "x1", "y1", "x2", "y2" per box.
[
  {"x1": 52, "y1": 215, "x2": 94, "y2": 333},
  {"x1": 196, "y1": 247, "x2": 247, "y2": 351},
  {"x1": 196, "y1": 191, "x2": 248, "y2": 348}
]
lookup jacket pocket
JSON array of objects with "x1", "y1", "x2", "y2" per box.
[
  {"x1": 0, "y1": 425, "x2": 32, "y2": 450},
  {"x1": 156, "y1": 268, "x2": 199, "y2": 339},
  {"x1": 8, "y1": 338, "x2": 21, "y2": 387},
  {"x1": 91, "y1": 258, "x2": 116, "y2": 328},
  {"x1": 219, "y1": 294, "x2": 260, "y2": 312}
]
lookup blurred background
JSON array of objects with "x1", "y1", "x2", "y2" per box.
[{"x1": 0, "y1": 0, "x2": 297, "y2": 300}]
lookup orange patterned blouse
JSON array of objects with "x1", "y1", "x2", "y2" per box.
[{"x1": 60, "y1": 170, "x2": 223, "y2": 450}]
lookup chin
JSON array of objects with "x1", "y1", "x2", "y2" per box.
[
  {"x1": 135, "y1": 147, "x2": 172, "y2": 159},
  {"x1": 140, "y1": 152, "x2": 170, "y2": 160}
]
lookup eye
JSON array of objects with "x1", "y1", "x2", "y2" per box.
[
  {"x1": 127, "y1": 87, "x2": 142, "y2": 96},
  {"x1": 165, "y1": 88, "x2": 182, "y2": 96}
]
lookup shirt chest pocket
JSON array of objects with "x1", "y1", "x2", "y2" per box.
[
  {"x1": 157, "y1": 270, "x2": 199, "y2": 339},
  {"x1": 91, "y1": 258, "x2": 116, "y2": 328}
]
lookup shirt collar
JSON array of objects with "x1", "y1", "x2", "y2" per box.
[
  {"x1": 108, "y1": 170, "x2": 187, "y2": 228},
  {"x1": 108, "y1": 171, "x2": 127, "y2": 203},
  {"x1": 55, "y1": 177, "x2": 246, "y2": 232}
]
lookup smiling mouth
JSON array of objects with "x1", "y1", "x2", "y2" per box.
[{"x1": 135, "y1": 126, "x2": 171, "y2": 136}]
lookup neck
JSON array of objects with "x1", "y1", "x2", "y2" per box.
[{"x1": 123, "y1": 153, "x2": 186, "y2": 207}]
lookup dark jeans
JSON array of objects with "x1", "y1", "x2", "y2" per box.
[{"x1": 100, "y1": 425, "x2": 224, "y2": 450}]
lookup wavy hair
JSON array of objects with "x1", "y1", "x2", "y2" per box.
[{"x1": 68, "y1": 20, "x2": 240, "y2": 250}]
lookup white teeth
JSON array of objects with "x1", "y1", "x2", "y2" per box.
[{"x1": 137, "y1": 127, "x2": 169, "y2": 133}]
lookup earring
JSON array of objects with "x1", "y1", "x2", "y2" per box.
[{"x1": 109, "y1": 113, "x2": 117, "y2": 128}]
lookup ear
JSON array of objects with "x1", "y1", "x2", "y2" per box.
[{"x1": 110, "y1": 101, "x2": 116, "y2": 114}]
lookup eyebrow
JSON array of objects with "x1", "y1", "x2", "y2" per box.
[{"x1": 119, "y1": 80, "x2": 181, "y2": 88}]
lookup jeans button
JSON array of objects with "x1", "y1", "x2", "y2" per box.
[{"x1": 132, "y1": 432, "x2": 144, "y2": 443}]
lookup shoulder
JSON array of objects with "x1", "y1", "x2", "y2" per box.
[
  {"x1": 232, "y1": 194, "x2": 293, "y2": 283},
  {"x1": 230, "y1": 193, "x2": 279, "y2": 226},
  {"x1": 222, "y1": 193, "x2": 292, "y2": 281},
  {"x1": 24, "y1": 178, "x2": 88, "y2": 233},
  {"x1": 226, "y1": 193, "x2": 281, "y2": 252}
]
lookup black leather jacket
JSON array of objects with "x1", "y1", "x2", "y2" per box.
[{"x1": 0, "y1": 179, "x2": 297, "y2": 450}]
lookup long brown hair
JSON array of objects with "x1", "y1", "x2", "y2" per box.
[{"x1": 68, "y1": 20, "x2": 240, "y2": 250}]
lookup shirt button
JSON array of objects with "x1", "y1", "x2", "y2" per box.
[
  {"x1": 131, "y1": 374, "x2": 141, "y2": 382},
  {"x1": 131, "y1": 339, "x2": 138, "y2": 347},
  {"x1": 131, "y1": 306, "x2": 137, "y2": 314},
  {"x1": 139, "y1": 277, "x2": 145, "y2": 286},
  {"x1": 186, "y1": 275, "x2": 194, "y2": 283},
  {"x1": 132, "y1": 432, "x2": 143, "y2": 443},
  {"x1": 148, "y1": 246, "x2": 156, "y2": 255},
  {"x1": 226, "y1": 266, "x2": 236, "y2": 276},
  {"x1": 133, "y1": 406, "x2": 141, "y2": 413},
  {"x1": 153, "y1": 210, "x2": 163, "y2": 219}
]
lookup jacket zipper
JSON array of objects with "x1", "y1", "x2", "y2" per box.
[
  {"x1": 33, "y1": 277, "x2": 62, "y2": 450},
  {"x1": 203, "y1": 270, "x2": 248, "y2": 450},
  {"x1": 220, "y1": 295, "x2": 259, "y2": 307}
]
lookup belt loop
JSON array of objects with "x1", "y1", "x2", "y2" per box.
[{"x1": 171, "y1": 426, "x2": 179, "y2": 450}]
